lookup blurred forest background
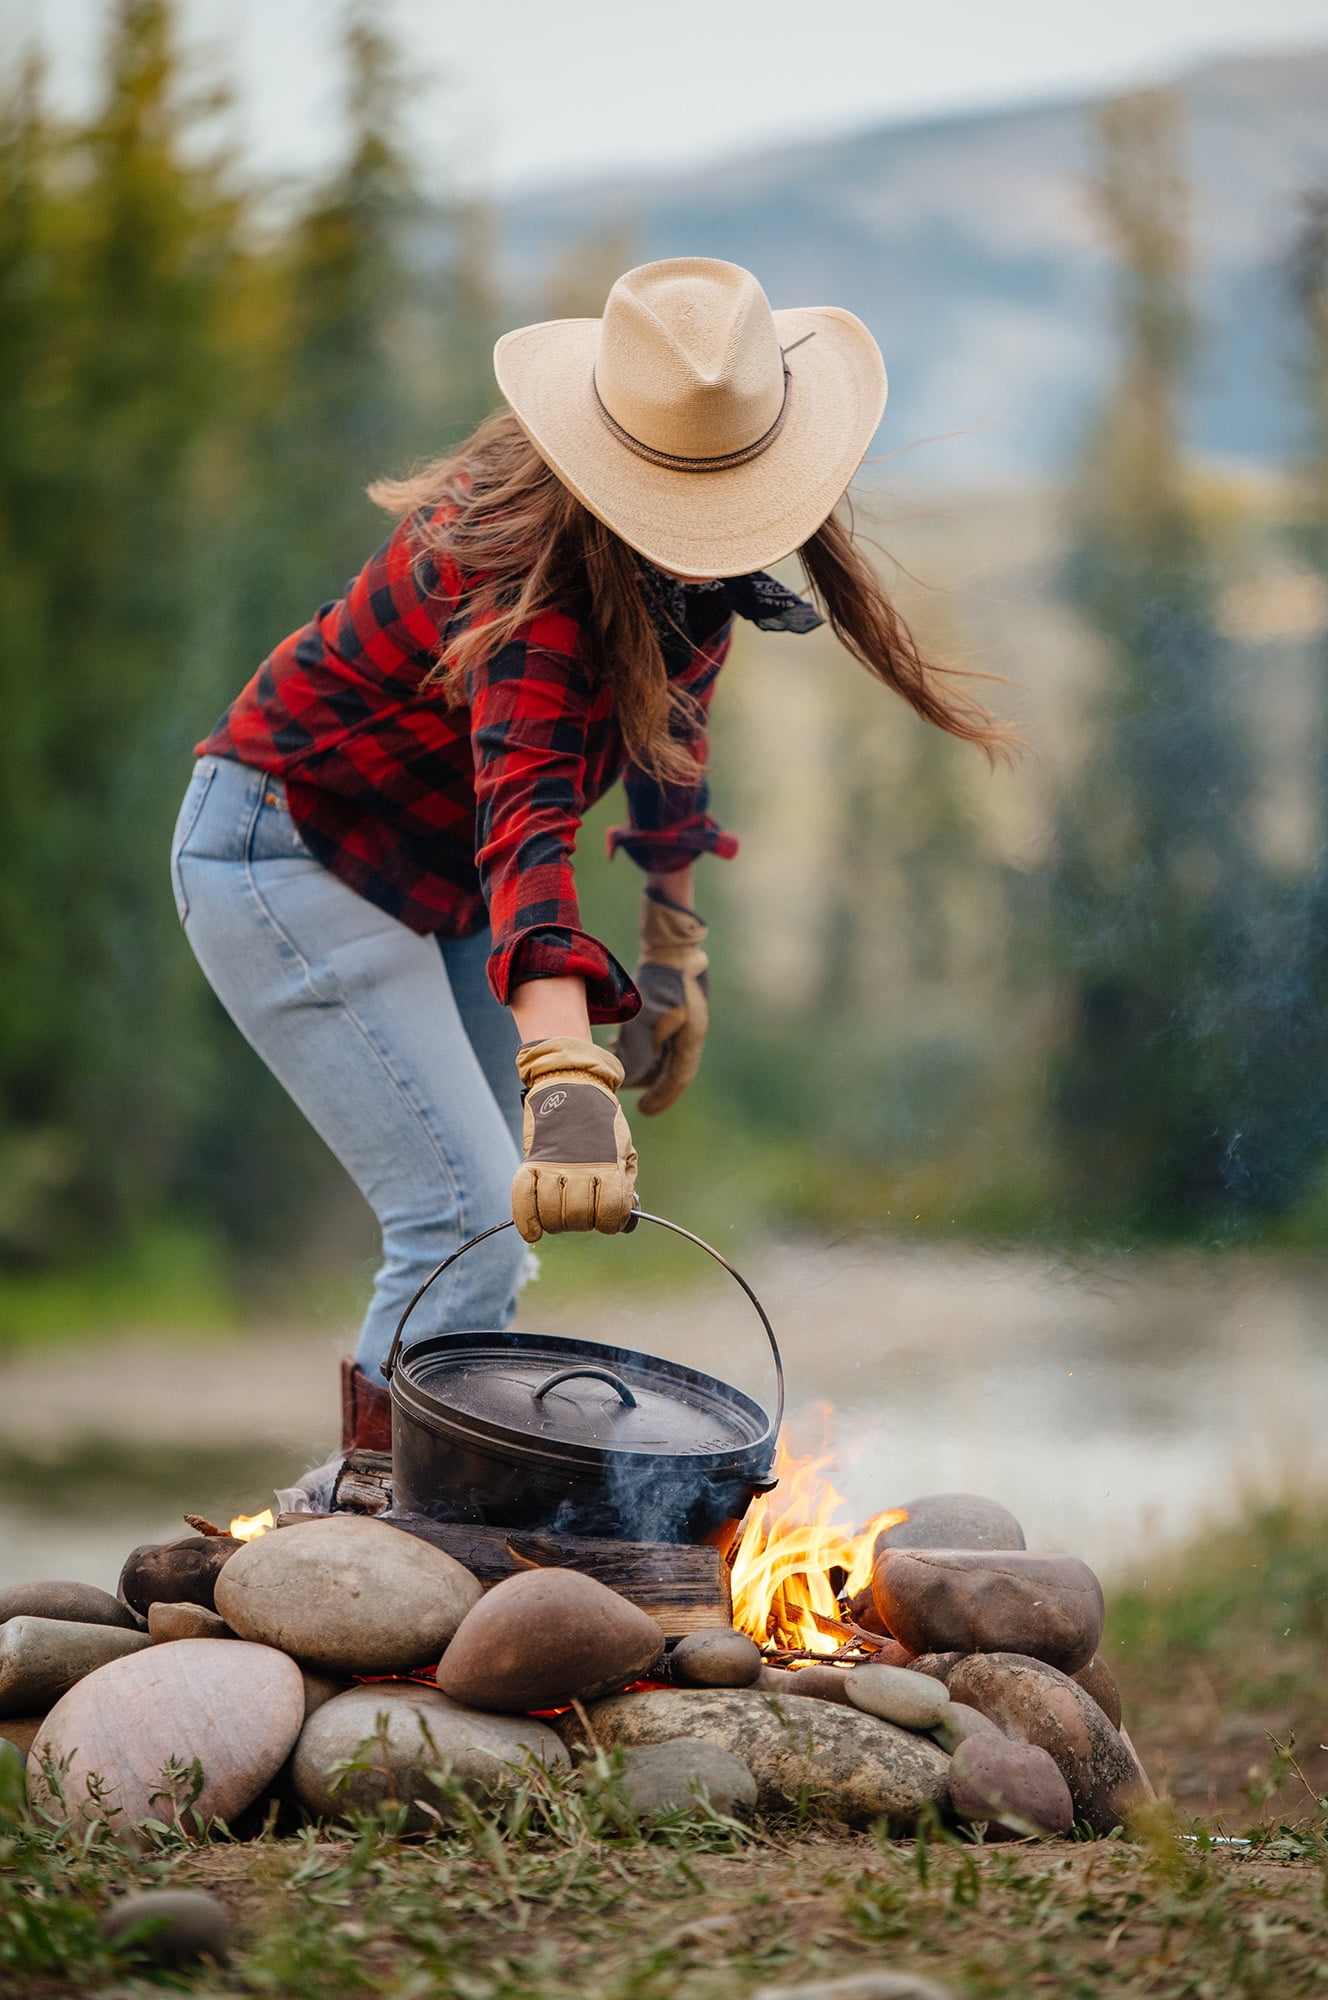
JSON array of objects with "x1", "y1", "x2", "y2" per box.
[{"x1": 2, "y1": 0, "x2": 1328, "y2": 1343}]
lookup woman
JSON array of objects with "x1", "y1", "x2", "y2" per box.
[{"x1": 171, "y1": 257, "x2": 1005, "y2": 1461}]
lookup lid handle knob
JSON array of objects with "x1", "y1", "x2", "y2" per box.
[{"x1": 531, "y1": 1365, "x2": 638, "y2": 1408}]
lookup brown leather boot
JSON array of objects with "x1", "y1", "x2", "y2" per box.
[{"x1": 340, "y1": 1356, "x2": 392, "y2": 1453}]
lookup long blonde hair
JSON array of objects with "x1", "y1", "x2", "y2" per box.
[{"x1": 370, "y1": 413, "x2": 1009, "y2": 780}]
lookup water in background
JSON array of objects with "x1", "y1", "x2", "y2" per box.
[{"x1": 2, "y1": 1243, "x2": 1325, "y2": 1591}]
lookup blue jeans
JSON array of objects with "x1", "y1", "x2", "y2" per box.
[{"x1": 170, "y1": 755, "x2": 527, "y2": 1381}]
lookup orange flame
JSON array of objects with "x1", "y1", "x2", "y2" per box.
[
  {"x1": 730, "y1": 1436, "x2": 907, "y2": 1655},
  {"x1": 229, "y1": 1507, "x2": 274, "y2": 1541}
]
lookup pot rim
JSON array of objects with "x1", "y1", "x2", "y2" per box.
[{"x1": 390, "y1": 1326, "x2": 777, "y2": 1476}]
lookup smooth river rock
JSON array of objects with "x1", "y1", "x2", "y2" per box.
[
  {"x1": 567, "y1": 1687, "x2": 951, "y2": 1829},
  {"x1": 0, "y1": 1581, "x2": 138, "y2": 1630},
  {"x1": 292, "y1": 1682, "x2": 570, "y2": 1831},
  {"x1": 905, "y1": 1653, "x2": 963, "y2": 1683},
  {"x1": 148, "y1": 1602, "x2": 236, "y2": 1644},
  {"x1": 1072, "y1": 1653, "x2": 1124, "y2": 1730},
  {"x1": 755, "y1": 1974, "x2": 955, "y2": 2000},
  {"x1": 28, "y1": 1638, "x2": 304, "y2": 1834},
  {"x1": 437, "y1": 1568, "x2": 664, "y2": 1712},
  {"x1": 947, "y1": 1734, "x2": 1074, "y2": 1837},
  {"x1": 873, "y1": 1550, "x2": 1104, "y2": 1675},
  {"x1": 875, "y1": 1494, "x2": 1027, "y2": 1557},
  {"x1": 120, "y1": 1537, "x2": 240, "y2": 1618},
  {"x1": 670, "y1": 1628, "x2": 763, "y2": 1687},
  {"x1": 0, "y1": 1717, "x2": 43, "y2": 1757},
  {"x1": 0, "y1": 1617, "x2": 152, "y2": 1718},
  {"x1": 617, "y1": 1738, "x2": 757, "y2": 1819},
  {"x1": 931, "y1": 1701, "x2": 1002, "y2": 1754},
  {"x1": 215, "y1": 1515, "x2": 482, "y2": 1675},
  {"x1": 102, "y1": 1889, "x2": 231, "y2": 1968},
  {"x1": 754, "y1": 1664, "x2": 853, "y2": 1705},
  {"x1": 846, "y1": 1664, "x2": 949, "y2": 1731},
  {"x1": 947, "y1": 1652, "x2": 1152, "y2": 1835}
]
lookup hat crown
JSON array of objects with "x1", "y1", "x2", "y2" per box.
[{"x1": 594, "y1": 259, "x2": 785, "y2": 462}]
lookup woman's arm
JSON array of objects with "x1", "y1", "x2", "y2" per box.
[{"x1": 510, "y1": 975, "x2": 593, "y2": 1043}]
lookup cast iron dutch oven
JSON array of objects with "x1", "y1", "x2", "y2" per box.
[{"x1": 383, "y1": 1212, "x2": 783, "y2": 1548}]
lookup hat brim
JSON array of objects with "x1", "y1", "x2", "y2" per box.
[{"x1": 493, "y1": 306, "x2": 887, "y2": 577}]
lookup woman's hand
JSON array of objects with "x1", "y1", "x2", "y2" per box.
[
  {"x1": 612, "y1": 887, "x2": 709, "y2": 1115},
  {"x1": 511, "y1": 1037, "x2": 638, "y2": 1243}
]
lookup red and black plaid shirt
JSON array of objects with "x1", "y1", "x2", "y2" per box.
[{"x1": 197, "y1": 507, "x2": 820, "y2": 1022}]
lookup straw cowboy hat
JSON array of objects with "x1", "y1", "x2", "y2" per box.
[{"x1": 494, "y1": 257, "x2": 887, "y2": 577}]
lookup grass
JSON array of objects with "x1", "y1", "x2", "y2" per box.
[{"x1": 9, "y1": 1489, "x2": 1328, "y2": 1996}]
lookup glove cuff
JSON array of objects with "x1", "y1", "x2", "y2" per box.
[
  {"x1": 640, "y1": 892, "x2": 709, "y2": 969},
  {"x1": 516, "y1": 1035, "x2": 625, "y2": 1095}
]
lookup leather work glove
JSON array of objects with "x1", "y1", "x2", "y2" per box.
[
  {"x1": 511, "y1": 1037, "x2": 639, "y2": 1243},
  {"x1": 612, "y1": 889, "x2": 709, "y2": 1115}
]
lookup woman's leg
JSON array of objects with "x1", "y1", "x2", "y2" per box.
[{"x1": 170, "y1": 757, "x2": 525, "y2": 1385}]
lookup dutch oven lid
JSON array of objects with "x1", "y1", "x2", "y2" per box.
[
  {"x1": 408, "y1": 1340, "x2": 764, "y2": 1457},
  {"x1": 384, "y1": 1213, "x2": 785, "y2": 1452}
]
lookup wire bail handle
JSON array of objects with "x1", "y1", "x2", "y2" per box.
[{"x1": 382, "y1": 1211, "x2": 784, "y2": 1439}]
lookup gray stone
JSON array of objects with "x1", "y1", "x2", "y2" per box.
[
  {"x1": 102, "y1": 1889, "x2": 231, "y2": 1968},
  {"x1": 947, "y1": 1652, "x2": 1152, "y2": 1835},
  {"x1": 292, "y1": 1682, "x2": 570, "y2": 1832},
  {"x1": 1073, "y1": 1653, "x2": 1123, "y2": 1729},
  {"x1": 214, "y1": 1515, "x2": 483, "y2": 1676},
  {"x1": 0, "y1": 1617, "x2": 152, "y2": 1718},
  {"x1": 617, "y1": 1738, "x2": 757, "y2": 1818},
  {"x1": 875, "y1": 1494, "x2": 1026, "y2": 1556},
  {"x1": 846, "y1": 1664, "x2": 949, "y2": 1731},
  {"x1": 948, "y1": 1733, "x2": 1075, "y2": 1836},
  {"x1": 437, "y1": 1568, "x2": 664, "y2": 1712},
  {"x1": 147, "y1": 1602, "x2": 236, "y2": 1644},
  {"x1": 0, "y1": 1581, "x2": 138, "y2": 1631},
  {"x1": 566, "y1": 1687, "x2": 951, "y2": 1830},
  {"x1": 300, "y1": 1669, "x2": 352, "y2": 1718},
  {"x1": 931, "y1": 1701, "x2": 1001, "y2": 1753},
  {"x1": 754, "y1": 1664, "x2": 853, "y2": 1704},
  {"x1": 873, "y1": 1550, "x2": 1104, "y2": 1675},
  {"x1": 670, "y1": 1628, "x2": 762, "y2": 1688},
  {"x1": 753, "y1": 1971, "x2": 955, "y2": 2000},
  {"x1": 28, "y1": 1638, "x2": 305, "y2": 1836}
]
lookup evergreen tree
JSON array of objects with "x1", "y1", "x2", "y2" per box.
[{"x1": 1050, "y1": 92, "x2": 1260, "y2": 1229}]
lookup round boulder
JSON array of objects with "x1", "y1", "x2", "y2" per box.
[
  {"x1": 754, "y1": 1664, "x2": 853, "y2": 1704},
  {"x1": 0, "y1": 1617, "x2": 152, "y2": 1719},
  {"x1": 214, "y1": 1516, "x2": 482, "y2": 1675},
  {"x1": 0, "y1": 1581, "x2": 138, "y2": 1631},
  {"x1": 119, "y1": 1537, "x2": 240, "y2": 1618},
  {"x1": 1073, "y1": 1653, "x2": 1123, "y2": 1729},
  {"x1": 102, "y1": 1889, "x2": 230, "y2": 1968},
  {"x1": 846, "y1": 1664, "x2": 949, "y2": 1731},
  {"x1": 292, "y1": 1682, "x2": 569, "y2": 1831},
  {"x1": 616, "y1": 1738, "x2": 757, "y2": 1819},
  {"x1": 931, "y1": 1700, "x2": 1001, "y2": 1754},
  {"x1": 874, "y1": 1494, "x2": 1026, "y2": 1556},
  {"x1": 947, "y1": 1733, "x2": 1074, "y2": 1837},
  {"x1": 567, "y1": 1687, "x2": 951, "y2": 1830},
  {"x1": 28, "y1": 1638, "x2": 304, "y2": 1835},
  {"x1": 872, "y1": 1550, "x2": 1104, "y2": 1675},
  {"x1": 947, "y1": 1651, "x2": 1152, "y2": 1835},
  {"x1": 436, "y1": 1568, "x2": 663, "y2": 1712},
  {"x1": 670, "y1": 1628, "x2": 762, "y2": 1687}
]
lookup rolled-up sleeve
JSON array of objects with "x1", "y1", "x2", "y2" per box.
[{"x1": 468, "y1": 614, "x2": 639, "y2": 1024}]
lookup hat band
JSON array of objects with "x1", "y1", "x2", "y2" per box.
[{"x1": 592, "y1": 365, "x2": 791, "y2": 473}]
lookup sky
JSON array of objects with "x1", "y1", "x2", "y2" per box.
[{"x1": 8, "y1": 0, "x2": 1328, "y2": 193}]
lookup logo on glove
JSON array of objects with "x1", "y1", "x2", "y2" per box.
[{"x1": 537, "y1": 1089, "x2": 568, "y2": 1114}]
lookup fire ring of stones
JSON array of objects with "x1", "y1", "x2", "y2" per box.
[{"x1": 2, "y1": 1489, "x2": 1151, "y2": 1840}]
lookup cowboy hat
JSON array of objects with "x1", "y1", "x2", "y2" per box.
[{"x1": 493, "y1": 257, "x2": 887, "y2": 577}]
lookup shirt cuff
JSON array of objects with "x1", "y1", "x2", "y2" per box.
[
  {"x1": 606, "y1": 816, "x2": 740, "y2": 873},
  {"x1": 488, "y1": 924, "x2": 642, "y2": 1025}
]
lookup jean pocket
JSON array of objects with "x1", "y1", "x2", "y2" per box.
[{"x1": 169, "y1": 761, "x2": 217, "y2": 924}]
